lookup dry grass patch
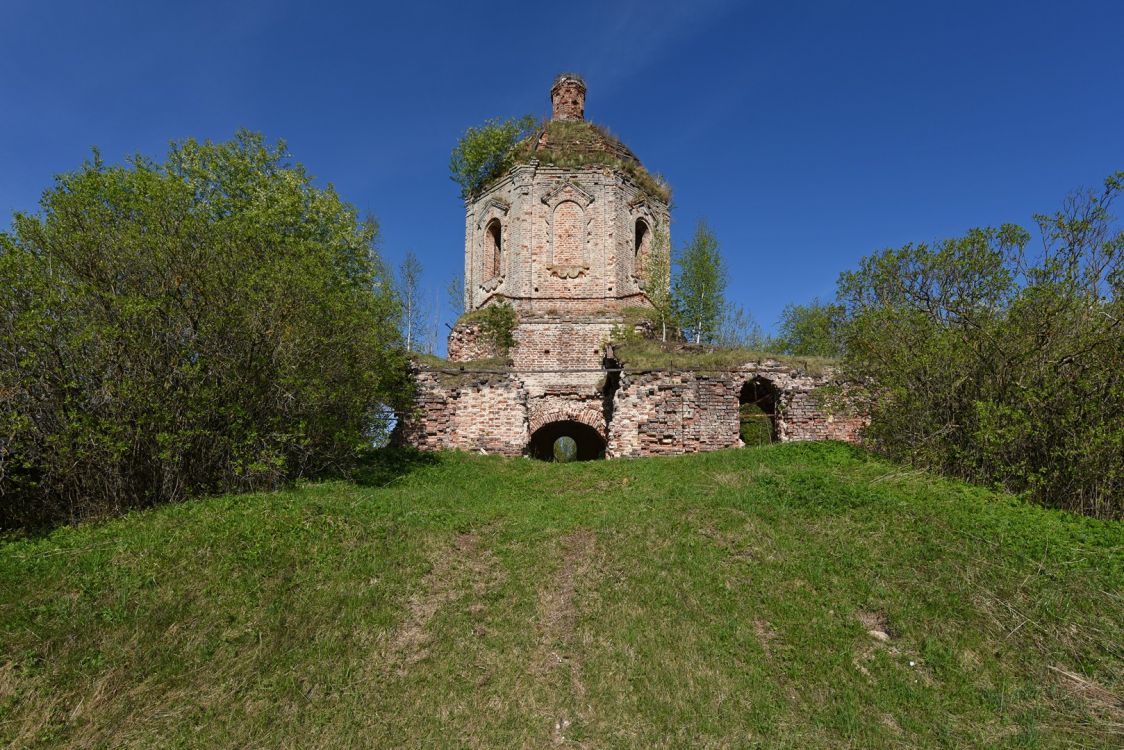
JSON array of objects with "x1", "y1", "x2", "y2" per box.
[
  {"x1": 534, "y1": 529, "x2": 597, "y2": 745},
  {"x1": 384, "y1": 531, "x2": 502, "y2": 673}
]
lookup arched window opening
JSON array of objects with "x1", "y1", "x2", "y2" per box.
[
  {"x1": 484, "y1": 220, "x2": 502, "y2": 279},
  {"x1": 738, "y1": 377, "x2": 779, "y2": 446},
  {"x1": 527, "y1": 420, "x2": 605, "y2": 461},
  {"x1": 634, "y1": 219, "x2": 651, "y2": 276}
]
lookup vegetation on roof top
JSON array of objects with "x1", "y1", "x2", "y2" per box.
[
  {"x1": 449, "y1": 114, "x2": 538, "y2": 200},
  {"x1": 409, "y1": 352, "x2": 512, "y2": 386},
  {"x1": 449, "y1": 116, "x2": 671, "y2": 203},
  {"x1": 609, "y1": 306, "x2": 837, "y2": 375},
  {"x1": 514, "y1": 120, "x2": 671, "y2": 203},
  {"x1": 608, "y1": 336, "x2": 836, "y2": 376}
]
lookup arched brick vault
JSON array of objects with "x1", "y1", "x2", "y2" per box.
[{"x1": 527, "y1": 405, "x2": 607, "y2": 438}]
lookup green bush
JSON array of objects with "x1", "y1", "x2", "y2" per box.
[
  {"x1": 837, "y1": 173, "x2": 1124, "y2": 518},
  {"x1": 739, "y1": 403, "x2": 774, "y2": 446},
  {"x1": 775, "y1": 298, "x2": 845, "y2": 357},
  {"x1": 449, "y1": 115, "x2": 537, "y2": 199},
  {"x1": 478, "y1": 302, "x2": 517, "y2": 353},
  {"x1": 0, "y1": 132, "x2": 410, "y2": 527}
]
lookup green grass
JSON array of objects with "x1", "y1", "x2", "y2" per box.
[
  {"x1": 740, "y1": 403, "x2": 775, "y2": 446},
  {"x1": 612, "y1": 337, "x2": 837, "y2": 375},
  {"x1": 1, "y1": 443, "x2": 1121, "y2": 748}
]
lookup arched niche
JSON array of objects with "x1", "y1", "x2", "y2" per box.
[
  {"x1": 634, "y1": 218, "x2": 651, "y2": 277},
  {"x1": 484, "y1": 219, "x2": 502, "y2": 279}
]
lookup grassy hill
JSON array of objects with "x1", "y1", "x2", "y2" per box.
[{"x1": 1, "y1": 443, "x2": 1121, "y2": 748}]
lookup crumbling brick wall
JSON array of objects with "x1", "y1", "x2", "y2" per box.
[
  {"x1": 605, "y1": 363, "x2": 865, "y2": 458},
  {"x1": 783, "y1": 390, "x2": 867, "y2": 442},
  {"x1": 397, "y1": 357, "x2": 866, "y2": 459},
  {"x1": 606, "y1": 372, "x2": 739, "y2": 457},
  {"x1": 394, "y1": 369, "x2": 528, "y2": 456},
  {"x1": 446, "y1": 323, "x2": 502, "y2": 362}
]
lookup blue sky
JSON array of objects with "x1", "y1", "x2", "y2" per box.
[{"x1": 3, "y1": 0, "x2": 1122, "y2": 349}]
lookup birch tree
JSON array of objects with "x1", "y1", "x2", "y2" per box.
[
  {"x1": 398, "y1": 251, "x2": 424, "y2": 352},
  {"x1": 674, "y1": 220, "x2": 727, "y2": 344}
]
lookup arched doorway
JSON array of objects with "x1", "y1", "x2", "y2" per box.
[
  {"x1": 527, "y1": 420, "x2": 606, "y2": 461},
  {"x1": 738, "y1": 377, "x2": 779, "y2": 445}
]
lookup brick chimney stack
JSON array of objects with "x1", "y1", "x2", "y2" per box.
[{"x1": 551, "y1": 74, "x2": 586, "y2": 121}]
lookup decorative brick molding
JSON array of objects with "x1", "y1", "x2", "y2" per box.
[
  {"x1": 463, "y1": 163, "x2": 668, "y2": 313},
  {"x1": 475, "y1": 197, "x2": 511, "y2": 229},
  {"x1": 540, "y1": 179, "x2": 595, "y2": 209},
  {"x1": 546, "y1": 263, "x2": 590, "y2": 279}
]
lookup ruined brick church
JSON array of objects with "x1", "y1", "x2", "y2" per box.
[{"x1": 396, "y1": 75, "x2": 863, "y2": 459}]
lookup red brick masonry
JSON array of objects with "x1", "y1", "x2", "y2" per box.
[{"x1": 395, "y1": 347, "x2": 865, "y2": 458}]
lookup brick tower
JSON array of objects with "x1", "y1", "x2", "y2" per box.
[
  {"x1": 446, "y1": 74, "x2": 672, "y2": 457},
  {"x1": 461, "y1": 74, "x2": 670, "y2": 318}
]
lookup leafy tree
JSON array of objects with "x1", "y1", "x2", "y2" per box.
[
  {"x1": 0, "y1": 131, "x2": 409, "y2": 527},
  {"x1": 837, "y1": 173, "x2": 1124, "y2": 518},
  {"x1": 398, "y1": 250, "x2": 425, "y2": 352},
  {"x1": 449, "y1": 115, "x2": 537, "y2": 199},
  {"x1": 674, "y1": 220, "x2": 727, "y2": 344},
  {"x1": 641, "y1": 224, "x2": 676, "y2": 341},
  {"x1": 775, "y1": 298, "x2": 845, "y2": 357}
]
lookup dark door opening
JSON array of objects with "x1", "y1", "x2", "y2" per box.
[
  {"x1": 738, "y1": 377, "x2": 779, "y2": 445},
  {"x1": 527, "y1": 420, "x2": 606, "y2": 461}
]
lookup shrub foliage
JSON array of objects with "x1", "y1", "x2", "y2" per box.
[
  {"x1": 478, "y1": 302, "x2": 517, "y2": 354},
  {"x1": 449, "y1": 115, "x2": 537, "y2": 199},
  {"x1": 0, "y1": 132, "x2": 409, "y2": 527},
  {"x1": 837, "y1": 173, "x2": 1124, "y2": 518},
  {"x1": 738, "y1": 403, "x2": 774, "y2": 446},
  {"x1": 775, "y1": 299, "x2": 844, "y2": 357}
]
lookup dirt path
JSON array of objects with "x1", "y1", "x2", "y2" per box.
[
  {"x1": 534, "y1": 529, "x2": 597, "y2": 745},
  {"x1": 385, "y1": 530, "x2": 500, "y2": 674}
]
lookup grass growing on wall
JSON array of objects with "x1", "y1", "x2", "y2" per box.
[
  {"x1": 515, "y1": 120, "x2": 672, "y2": 203},
  {"x1": 611, "y1": 337, "x2": 837, "y2": 375}
]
